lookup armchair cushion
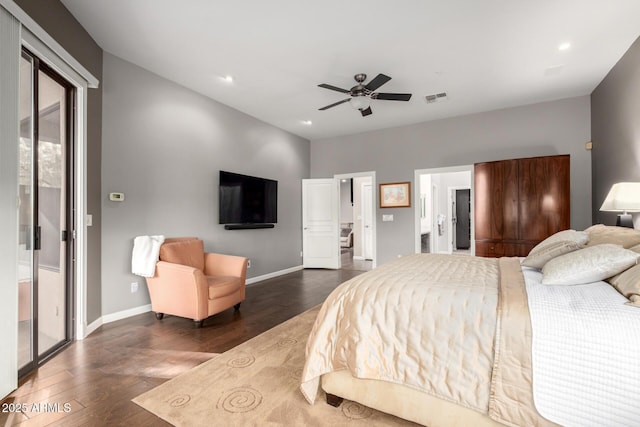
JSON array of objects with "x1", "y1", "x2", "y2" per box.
[
  {"x1": 207, "y1": 276, "x2": 242, "y2": 299},
  {"x1": 159, "y1": 239, "x2": 205, "y2": 271}
]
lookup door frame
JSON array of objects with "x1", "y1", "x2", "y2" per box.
[
  {"x1": 414, "y1": 165, "x2": 475, "y2": 256},
  {"x1": 18, "y1": 48, "x2": 76, "y2": 378},
  {"x1": 334, "y1": 172, "x2": 377, "y2": 268},
  {"x1": 361, "y1": 182, "x2": 374, "y2": 260},
  {"x1": 20, "y1": 27, "x2": 98, "y2": 341}
]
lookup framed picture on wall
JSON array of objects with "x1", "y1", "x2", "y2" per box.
[{"x1": 379, "y1": 182, "x2": 411, "y2": 208}]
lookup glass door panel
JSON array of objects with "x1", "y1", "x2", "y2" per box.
[
  {"x1": 37, "y1": 70, "x2": 67, "y2": 357},
  {"x1": 18, "y1": 55, "x2": 34, "y2": 370}
]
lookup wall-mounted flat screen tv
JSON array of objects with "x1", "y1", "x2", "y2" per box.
[{"x1": 219, "y1": 171, "x2": 277, "y2": 224}]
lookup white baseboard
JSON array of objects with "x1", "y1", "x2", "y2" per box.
[
  {"x1": 79, "y1": 304, "x2": 151, "y2": 339},
  {"x1": 101, "y1": 304, "x2": 152, "y2": 325},
  {"x1": 246, "y1": 265, "x2": 303, "y2": 285},
  {"x1": 80, "y1": 318, "x2": 103, "y2": 339},
  {"x1": 80, "y1": 267, "x2": 303, "y2": 338}
]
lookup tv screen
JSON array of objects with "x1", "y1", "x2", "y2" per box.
[{"x1": 219, "y1": 171, "x2": 277, "y2": 224}]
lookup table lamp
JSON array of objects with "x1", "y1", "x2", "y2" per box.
[{"x1": 600, "y1": 182, "x2": 640, "y2": 228}]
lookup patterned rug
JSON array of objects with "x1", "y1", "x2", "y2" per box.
[{"x1": 133, "y1": 305, "x2": 413, "y2": 426}]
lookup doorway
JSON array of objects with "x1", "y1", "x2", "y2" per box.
[
  {"x1": 18, "y1": 49, "x2": 74, "y2": 377},
  {"x1": 302, "y1": 173, "x2": 376, "y2": 270},
  {"x1": 337, "y1": 175, "x2": 374, "y2": 272},
  {"x1": 414, "y1": 166, "x2": 474, "y2": 255}
]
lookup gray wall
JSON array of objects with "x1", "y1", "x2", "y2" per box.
[
  {"x1": 591, "y1": 36, "x2": 640, "y2": 227},
  {"x1": 101, "y1": 53, "x2": 310, "y2": 315},
  {"x1": 15, "y1": 0, "x2": 103, "y2": 324},
  {"x1": 311, "y1": 96, "x2": 592, "y2": 265}
]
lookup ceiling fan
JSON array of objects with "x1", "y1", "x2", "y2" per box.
[{"x1": 317, "y1": 73, "x2": 412, "y2": 117}]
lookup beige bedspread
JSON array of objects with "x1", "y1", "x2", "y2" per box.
[{"x1": 301, "y1": 253, "x2": 557, "y2": 426}]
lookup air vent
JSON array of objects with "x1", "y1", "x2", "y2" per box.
[{"x1": 425, "y1": 92, "x2": 448, "y2": 104}]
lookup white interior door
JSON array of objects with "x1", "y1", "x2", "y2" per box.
[
  {"x1": 302, "y1": 179, "x2": 340, "y2": 269},
  {"x1": 362, "y1": 183, "x2": 373, "y2": 260}
]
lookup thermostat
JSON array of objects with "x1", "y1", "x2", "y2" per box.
[{"x1": 109, "y1": 192, "x2": 125, "y2": 202}]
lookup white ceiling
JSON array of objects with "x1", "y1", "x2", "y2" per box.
[{"x1": 59, "y1": 0, "x2": 640, "y2": 141}]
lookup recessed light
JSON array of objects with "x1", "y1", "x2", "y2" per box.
[
  {"x1": 301, "y1": 120, "x2": 312, "y2": 125},
  {"x1": 544, "y1": 65, "x2": 564, "y2": 77},
  {"x1": 220, "y1": 75, "x2": 234, "y2": 83},
  {"x1": 558, "y1": 42, "x2": 571, "y2": 51}
]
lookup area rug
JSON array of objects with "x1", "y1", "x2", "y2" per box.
[{"x1": 133, "y1": 305, "x2": 414, "y2": 426}]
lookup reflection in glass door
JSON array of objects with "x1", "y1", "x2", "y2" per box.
[{"x1": 18, "y1": 49, "x2": 74, "y2": 376}]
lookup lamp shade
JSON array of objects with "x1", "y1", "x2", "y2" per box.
[
  {"x1": 350, "y1": 95, "x2": 370, "y2": 110},
  {"x1": 600, "y1": 182, "x2": 640, "y2": 212}
]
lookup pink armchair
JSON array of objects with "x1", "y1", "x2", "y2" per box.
[{"x1": 145, "y1": 237, "x2": 248, "y2": 328}]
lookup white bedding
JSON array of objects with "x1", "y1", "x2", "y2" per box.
[{"x1": 524, "y1": 266, "x2": 640, "y2": 427}]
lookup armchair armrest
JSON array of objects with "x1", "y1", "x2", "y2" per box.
[
  {"x1": 145, "y1": 261, "x2": 208, "y2": 320},
  {"x1": 204, "y1": 253, "x2": 248, "y2": 281}
]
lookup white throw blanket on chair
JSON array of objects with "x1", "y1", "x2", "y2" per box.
[{"x1": 132, "y1": 235, "x2": 165, "y2": 277}]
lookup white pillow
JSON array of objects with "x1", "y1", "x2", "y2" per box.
[
  {"x1": 541, "y1": 244, "x2": 640, "y2": 285},
  {"x1": 529, "y1": 229, "x2": 589, "y2": 255}
]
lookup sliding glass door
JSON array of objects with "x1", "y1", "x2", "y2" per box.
[{"x1": 18, "y1": 48, "x2": 74, "y2": 376}]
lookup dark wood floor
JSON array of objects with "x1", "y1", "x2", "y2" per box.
[{"x1": 1, "y1": 267, "x2": 367, "y2": 426}]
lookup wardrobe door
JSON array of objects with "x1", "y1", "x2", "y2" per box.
[
  {"x1": 474, "y1": 160, "x2": 518, "y2": 241},
  {"x1": 518, "y1": 155, "x2": 570, "y2": 242},
  {"x1": 474, "y1": 162, "x2": 493, "y2": 242},
  {"x1": 501, "y1": 160, "x2": 519, "y2": 241}
]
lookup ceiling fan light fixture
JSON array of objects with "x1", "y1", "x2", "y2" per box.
[
  {"x1": 350, "y1": 95, "x2": 370, "y2": 110},
  {"x1": 318, "y1": 73, "x2": 410, "y2": 117}
]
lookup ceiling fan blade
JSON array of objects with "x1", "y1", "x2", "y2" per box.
[
  {"x1": 365, "y1": 74, "x2": 391, "y2": 91},
  {"x1": 319, "y1": 98, "x2": 351, "y2": 110},
  {"x1": 373, "y1": 93, "x2": 412, "y2": 101},
  {"x1": 360, "y1": 106, "x2": 372, "y2": 117},
  {"x1": 318, "y1": 83, "x2": 350, "y2": 94}
]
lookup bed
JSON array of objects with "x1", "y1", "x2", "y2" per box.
[{"x1": 300, "y1": 225, "x2": 640, "y2": 427}]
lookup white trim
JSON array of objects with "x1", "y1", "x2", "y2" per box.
[
  {"x1": 0, "y1": 0, "x2": 98, "y2": 88},
  {"x1": 0, "y1": 6, "x2": 20, "y2": 399},
  {"x1": 334, "y1": 171, "x2": 377, "y2": 268},
  {"x1": 82, "y1": 266, "x2": 306, "y2": 335},
  {"x1": 75, "y1": 87, "x2": 88, "y2": 339},
  {"x1": 82, "y1": 317, "x2": 103, "y2": 339},
  {"x1": 353, "y1": 256, "x2": 365, "y2": 261},
  {"x1": 101, "y1": 304, "x2": 152, "y2": 325},
  {"x1": 246, "y1": 265, "x2": 304, "y2": 285},
  {"x1": 361, "y1": 182, "x2": 374, "y2": 260}
]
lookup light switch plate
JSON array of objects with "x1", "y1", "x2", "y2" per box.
[
  {"x1": 382, "y1": 214, "x2": 394, "y2": 222},
  {"x1": 86, "y1": 214, "x2": 93, "y2": 227}
]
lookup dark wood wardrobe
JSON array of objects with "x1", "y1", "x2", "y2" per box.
[{"x1": 474, "y1": 154, "x2": 570, "y2": 257}]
